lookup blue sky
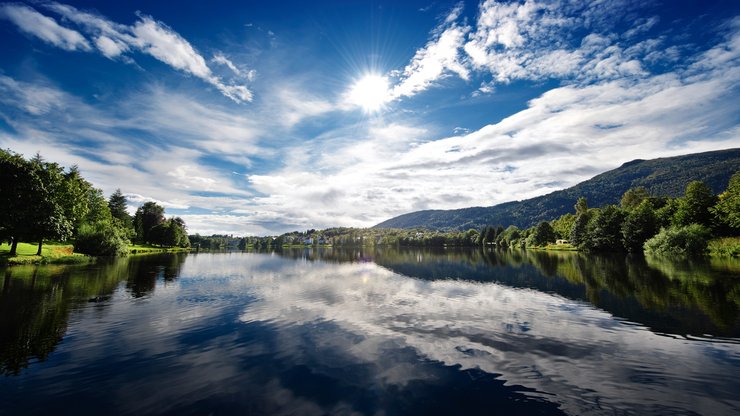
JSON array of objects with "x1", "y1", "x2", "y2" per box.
[{"x1": 1, "y1": 0, "x2": 738, "y2": 235}]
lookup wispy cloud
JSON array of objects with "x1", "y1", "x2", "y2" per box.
[
  {"x1": 212, "y1": 52, "x2": 256, "y2": 81},
  {"x1": 3, "y1": 2, "x2": 254, "y2": 103},
  {"x1": 390, "y1": 3, "x2": 470, "y2": 99},
  {"x1": 0, "y1": 3, "x2": 90, "y2": 51}
]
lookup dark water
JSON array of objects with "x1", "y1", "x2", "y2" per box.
[{"x1": 1, "y1": 248, "x2": 739, "y2": 415}]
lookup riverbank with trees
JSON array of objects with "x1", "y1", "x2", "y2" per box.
[
  {"x1": 241, "y1": 172, "x2": 740, "y2": 258},
  {"x1": 0, "y1": 149, "x2": 190, "y2": 264}
]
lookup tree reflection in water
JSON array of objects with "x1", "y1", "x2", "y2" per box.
[{"x1": 0, "y1": 253, "x2": 187, "y2": 375}]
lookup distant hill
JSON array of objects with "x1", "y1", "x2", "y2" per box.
[{"x1": 373, "y1": 148, "x2": 740, "y2": 230}]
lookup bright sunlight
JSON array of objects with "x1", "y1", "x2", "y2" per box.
[{"x1": 347, "y1": 74, "x2": 391, "y2": 112}]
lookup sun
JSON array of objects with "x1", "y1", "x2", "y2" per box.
[{"x1": 348, "y1": 74, "x2": 391, "y2": 113}]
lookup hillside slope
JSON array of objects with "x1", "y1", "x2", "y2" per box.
[{"x1": 373, "y1": 148, "x2": 740, "y2": 230}]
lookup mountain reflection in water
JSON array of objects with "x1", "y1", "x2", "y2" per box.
[{"x1": 0, "y1": 249, "x2": 738, "y2": 415}]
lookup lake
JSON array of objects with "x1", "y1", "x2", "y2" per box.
[{"x1": 1, "y1": 248, "x2": 739, "y2": 415}]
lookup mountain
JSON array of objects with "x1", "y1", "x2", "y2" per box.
[{"x1": 373, "y1": 148, "x2": 740, "y2": 230}]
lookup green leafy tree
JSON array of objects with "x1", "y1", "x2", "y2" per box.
[
  {"x1": 149, "y1": 217, "x2": 189, "y2": 247},
  {"x1": 583, "y1": 205, "x2": 626, "y2": 252},
  {"x1": 28, "y1": 155, "x2": 73, "y2": 255},
  {"x1": 551, "y1": 213, "x2": 575, "y2": 240},
  {"x1": 644, "y1": 224, "x2": 710, "y2": 257},
  {"x1": 74, "y1": 220, "x2": 129, "y2": 256},
  {"x1": 61, "y1": 166, "x2": 94, "y2": 233},
  {"x1": 133, "y1": 202, "x2": 165, "y2": 243},
  {"x1": 497, "y1": 225, "x2": 520, "y2": 247},
  {"x1": 621, "y1": 199, "x2": 659, "y2": 253},
  {"x1": 655, "y1": 197, "x2": 679, "y2": 228},
  {"x1": 673, "y1": 181, "x2": 717, "y2": 228},
  {"x1": 621, "y1": 187, "x2": 650, "y2": 211},
  {"x1": 530, "y1": 221, "x2": 557, "y2": 246},
  {"x1": 574, "y1": 197, "x2": 589, "y2": 215},
  {"x1": 0, "y1": 150, "x2": 41, "y2": 255},
  {"x1": 711, "y1": 171, "x2": 740, "y2": 234},
  {"x1": 570, "y1": 211, "x2": 591, "y2": 248}
]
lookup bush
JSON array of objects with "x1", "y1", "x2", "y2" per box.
[
  {"x1": 74, "y1": 221, "x2": 129, "y2": 256},
  {"x1": 643, "y1": 224, "x2": 710, "y2": 257}
]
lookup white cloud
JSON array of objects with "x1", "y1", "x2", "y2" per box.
[
  {"x1": 240, "y1": 24, "x2": 740, "y2": 231},
  {"x1": 0, "y1": 3, "x2": 90, "y2": 51},
  {"x1": 390, "y1": 0, "x2": 668, "y2": 98},
  {"x1": 212, "y1": 52, "x2": 255, "y2": 81},
  {"x1": 0, "y1": 75, "x2": 67, "y2": 115},
  {"x1": 11, "y1": 2, "x2": 256, "y2": 103},
  {"x1": 390, "y1": 5, "x2": 471, "y2": 99},
  {"x1": 226, "y1": 257, "x2": 739, "y2": 415}
]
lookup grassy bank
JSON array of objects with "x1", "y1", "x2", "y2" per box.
[
  {"x1": 128, "y1": 243, "x2": 190, "y2": 254},
  {"x1": 708, "y1": 237, "x2": 740, "y2": 257},
  {"x1": 0, "y1": 242, "x2": 91, "y2": 265},
  {"x1": 1, "y1": 241, "x2": 191, "y2": 265}
]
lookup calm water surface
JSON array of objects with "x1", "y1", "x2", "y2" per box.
[{"x1": 1, "y1": 249, "x2": 739, "y2": 415}]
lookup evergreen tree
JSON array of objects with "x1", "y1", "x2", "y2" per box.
[{"x1": 108, "y1": 189, "x2": 129, "y2": 222}]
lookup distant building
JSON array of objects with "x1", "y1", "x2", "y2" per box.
[{"x1": 556, "y1": 239, "x2": 570, "y2": 245}]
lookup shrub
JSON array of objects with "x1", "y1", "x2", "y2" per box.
[
  {"x1": 643, "y1": 224, "x2": 710, "y2": 257},
  {"x1": 74, "y1": 221, "x2": 129, "y2": 256}
]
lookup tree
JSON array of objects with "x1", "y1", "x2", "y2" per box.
[
  {"x1": 673, "y1": 181, "x2": 717, "y2": 228},
  {"x1": 575, "y1": 197, "x2": 589, "y2": 215},
  {"x1": 711, "y1": 171, "x2": 740, "y2": 234},
  {"x1": 133, "y1": 202, "x2": 165, "y2": 243},
  {"x1": 108, "y1": 189, "x2": 130, "y2": 222},
  {"x1": 108, "y1": 189, "x2": 134, "y2": 238},
  {"x1": 583, "y1": 205, "x2": 626, "y2": 252},
  {"x1": 530, "y1": 221, "x2": 557, "y2": 246},
  {"x1": 655, "y1": 198, "x2": 679, "y2": 228},
  {"x1": 551, "y1": 213, "x2": 575, "y2": 240},
  {"x1": 27, "y1": 155, "x2": 72, "y2": 255},
  {"x1": 148, "y1": 217, "x2": 189, "y2": 247},
  {"x1": 74, "y1": 220, "x2": 129, "y2": 256},
  {"x1": 60, "y1": 166, "x2": 94, "y2": 233},
  {"x1": 570, "y1": 211, "x2": 592, "y2": 248},
  {"x1": 621, "y1": 187, "x2": 650, "y2": 211},
  {"x1": 644, "y1": 224, "x2": 710, "y2": 257},
  {"x1": 0, "y1": 150, "x2": 40, "y2": 255},
  {"x1": 621, "y1": 199, "x2": 658, "y2": 253}
]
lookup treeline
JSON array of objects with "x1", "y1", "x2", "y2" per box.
[
  {"x1": 517, "y1": 172, "x2": 740, "y2": 256},
  {"x1": 248, "y1": 172, "x2": 739, "y2": 257},
  {"x1": 189, "y1": 234, "x2": 241, "y2": 250},
  {"x1": 0, "y1": 149, "x2": 188, "y2": 256}
]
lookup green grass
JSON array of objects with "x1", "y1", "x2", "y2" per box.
[
  {"x1": 128, "y1": 243, "x2": 190, "y2": 254},
  {"x1": 531, "y1": 243, "x2": 578, "y2": 251},
  {"x1": 0, "y1": 242, "x2": 91, "y2": 265},
  {"x1": 708, "y1": 237, "x2": 740, "y2": 257}
]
